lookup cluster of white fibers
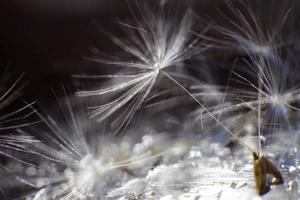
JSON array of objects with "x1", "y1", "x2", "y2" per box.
[{"x1": 75, "y1": 1, "x2": 205, "y2": 134}]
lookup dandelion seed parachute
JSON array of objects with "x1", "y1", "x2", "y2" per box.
[
  {"x1": 192, "y1": 54, "x2": 300, "y2": 139},
  {"x1": 75, "y1": 1, "x2": 205, "y2": 133},
  {"x1": 191, "y1": 1, "x2": 298, "y2": 145},
  {"x1": 184, "y1": 1, "x2": 300, "y2": 195},
  {"x1": 0, "y1": 92, "x2": 188, "y2": 199}
]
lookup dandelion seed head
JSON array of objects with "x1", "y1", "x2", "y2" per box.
[
  {"x1": 76, "y1": 1, "x2": 201, "y2": 133},
  {"x1": 152, "y1": 62, "x2": 161, "y2": 74},
  {"x1": 78, "y1": 154, "x2": 106, "y2": 176},
  {"x1": 269, "y1": 94, "x2": 286, "y2": 107},
  {"x1": 245, "y1": 124, "x2": 256, "y2": 134},
  {"x1": 249, "y1": 44, "x2": 271, "y2": 57}
]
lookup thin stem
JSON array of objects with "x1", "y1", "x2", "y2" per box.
[
  {"x1": 258, "y1": 69, "x2": 262, "y2": 154},
  {"x1": 161, "y1": 70, "x2": 253, "y2": 153}
]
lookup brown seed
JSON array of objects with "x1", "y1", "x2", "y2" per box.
[{"x1": 253, "y1": 152, "x2": 284, "y2": 195}]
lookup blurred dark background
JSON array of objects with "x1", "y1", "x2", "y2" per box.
[{"x1": 0, "y1": 0, "x2": 127, "y2": 100}]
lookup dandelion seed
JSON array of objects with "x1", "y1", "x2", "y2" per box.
[
  {"x1": 0, "y1": 91, "x2": 182, "y2": 199},
  {"x1": 76, "y1": 1, "x2": 203, "y2": 133},
  {"x1": 192, "y1": 1, "x2": 295, "y2": 138},
  {"x1": 156, "y1": 62, "x2": 286, "y2": 196},
  {"x1": 162, "y1": 51, "x2": 287, "y2": 196},
  {"x1": 192, "y1": 48, "x2": 300, "y2": 142},
  {"x1": 0, "y1": 95, "x2": 117, "y2": 198}
]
